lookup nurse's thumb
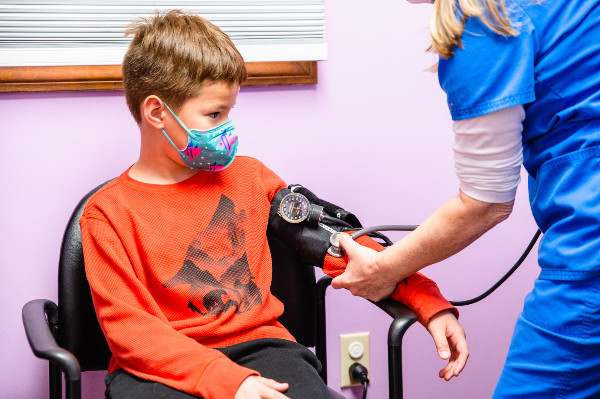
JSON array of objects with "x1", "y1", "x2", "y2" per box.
[
  {"x1": 337, "y1": 232, "x2": 357, "y2": 253},
  {"x1": 330, "y1": 274, "x2": 347, "y2": 290}
]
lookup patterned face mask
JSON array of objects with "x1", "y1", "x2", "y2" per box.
[{"x1": 161, "y1": 102, "x2": 238, "y2": 172}]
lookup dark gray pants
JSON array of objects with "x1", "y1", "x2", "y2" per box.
[{"x1": 105, "y1": 338, "x2": 331, "y2": 399}]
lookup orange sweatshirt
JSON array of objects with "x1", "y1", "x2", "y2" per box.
[{"x1": 81, "y1": 156, "x2": 455, "y2": 399}]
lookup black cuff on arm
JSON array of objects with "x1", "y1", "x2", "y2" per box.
[{"x1": 268, "y1": 188, "x2": 338, "y2": 267}]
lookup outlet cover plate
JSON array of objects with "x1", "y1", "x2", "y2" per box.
[{"x1": 340, "y1": 332, "x2": 370, "y2": 388}]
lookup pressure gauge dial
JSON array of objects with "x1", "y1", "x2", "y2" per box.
[{"x1": 278, "y1": 192, "x2": 310, "y2": 223}]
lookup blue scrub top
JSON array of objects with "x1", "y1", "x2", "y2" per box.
[{"x1": 438, "y1": 0, "x2": 600, "y2": 280}]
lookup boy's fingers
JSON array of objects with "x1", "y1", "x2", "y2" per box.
[
  {"x1": 438, "y1": 342, "x2": 469, "y2": 380},
  {"x1": 258, "y1": 377, "x2": 289, "y2": 392},
  {"x1": 430, "y1": 329, "x2": 451, "y2": 360},
  {"x1": 454, "y1": 341, "x2": 469, "y2": 374},
  {"x1": 439, "y1": 364, "x2": 452, "y2": 380}
]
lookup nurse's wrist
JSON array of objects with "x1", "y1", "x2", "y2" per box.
[{"x1": 376, "y1": 246, "x2": 405, "y2": 282}]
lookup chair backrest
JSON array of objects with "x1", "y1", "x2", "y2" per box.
[
  {"x1": 56, "y1": 181, "x2": 318, "y2": 372},
  {"x1": 57, "y1": 181, "x2": 113, "y2": 371}
]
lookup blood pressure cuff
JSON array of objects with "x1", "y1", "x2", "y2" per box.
[
  {"x1": 268, "y1": 187, "x2": 346, "y2": 267},
  {"x1": 287, "y1": 184, "x2": 362, "y2": 228},
  {"x1": 268, "y1": 186, "x2": 458, "y2": 326}
]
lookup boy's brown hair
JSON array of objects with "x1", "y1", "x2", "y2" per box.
[{"x1": 122, "y1": 10, "x2": 247, "y2": 123}]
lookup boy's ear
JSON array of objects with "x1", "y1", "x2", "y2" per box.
[{"x1": 141, "y1": 95, "x2": 166, "y2": 129}]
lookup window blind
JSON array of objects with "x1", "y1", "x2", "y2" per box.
[{"x1": 0, "y1": 0, "x2": 327, "y2": 67}]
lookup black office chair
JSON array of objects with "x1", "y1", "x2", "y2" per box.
[{"x1": 22, "y1": 181, "x2": 418, "y2": 399}]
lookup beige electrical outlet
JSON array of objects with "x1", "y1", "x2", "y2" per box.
[{"x1": 340, "y1": 332, "x2": 370, "y2": 388}]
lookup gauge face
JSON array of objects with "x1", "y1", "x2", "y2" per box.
[{"x1": 279, "y1": 193, "x2": 310, "y2": 223}]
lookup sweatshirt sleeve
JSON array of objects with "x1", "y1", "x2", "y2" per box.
[
  {"x1": 323, "y1": 235, "x2": 458, "y2": 327},
  {"x1": 257, "y1": 161, "x2": 287, "y2": 202},
  {"x1": 80, "y1": 214, "x2": 258, "y2": 399}
]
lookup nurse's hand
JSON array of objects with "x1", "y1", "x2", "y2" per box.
[
  {"x1": 331, "y1": 233, "x2": 397, "y2": 301},
  {"x1": 427, "y1": 310, "x2": 469, "y2": 380}
]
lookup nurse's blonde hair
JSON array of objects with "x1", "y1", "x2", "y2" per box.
[{"x1": 430, "y1": 0, "x2": 518, "y2": 59}]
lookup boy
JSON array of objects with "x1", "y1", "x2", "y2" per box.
[{"x1": 81, "y1": 10, "x2": 467, "y2": 399}]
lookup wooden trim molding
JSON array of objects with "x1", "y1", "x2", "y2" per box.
[{"x1": 0, "y1": 61, "x2": 317, "y2": 92}]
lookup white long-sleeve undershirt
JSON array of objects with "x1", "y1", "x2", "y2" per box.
[{"x1": 453, "y1": 105, "x2": 525, "y2": 203}]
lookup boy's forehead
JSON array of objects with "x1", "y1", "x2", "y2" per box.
[{"x1": 192, "y1": 82, "x2": 239, "y2": 104}]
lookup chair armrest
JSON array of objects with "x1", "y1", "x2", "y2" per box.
[
  {"x1": 373, "y1": 298, "x2": 416, "y2": 399},
  {"x1": 22, "y1": 299, "x2": 81, "y2": 382},
  {"x1": 370, "y1": 298, "x2": 418, "y2": 347},
  {"x1": 316, "y1": 276, "x2": 418, "y2": 345}
]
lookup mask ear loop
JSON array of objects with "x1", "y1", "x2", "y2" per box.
[
  {"x1": 160, "y1": 101, "x2": 192, "y2": 152},
  {"x1": 162, "y1": 102, "x2": 192, "y2": 134}
]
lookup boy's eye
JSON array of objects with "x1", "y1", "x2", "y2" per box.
[{"x1": 208, "y1": 112, "x2": 220, "y2": 119}]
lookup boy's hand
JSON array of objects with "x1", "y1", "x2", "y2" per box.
[
  {"x1": 426, "y1": 310, "x2": 469, "y2": 381},
  {"x1": 234, "y1": 376, "x2": 289, "y2": 399}
]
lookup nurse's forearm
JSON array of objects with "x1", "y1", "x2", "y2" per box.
[{"x1": 378, "y1": 191, "x2": 514, "y2": 281}]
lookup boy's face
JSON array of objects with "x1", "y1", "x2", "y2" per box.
[{"x1": 163, "y1": 81, "x2": 240, "y2": 150}]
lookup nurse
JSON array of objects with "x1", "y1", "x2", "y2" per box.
[{"x1": 333, "y1": 0, "x2": 600, "y2": 397}]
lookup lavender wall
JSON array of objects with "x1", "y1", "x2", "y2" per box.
[{"x1": 0, "y1": 1, "x2": 540, "y2": 398}]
